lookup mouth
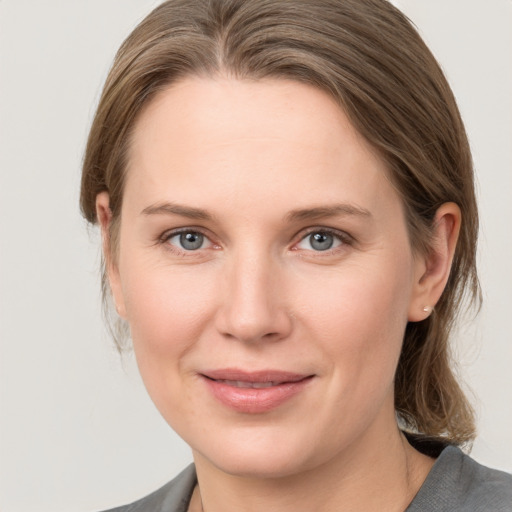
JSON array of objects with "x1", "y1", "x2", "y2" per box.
[
  {"x1": 200, "y1": 369, "x2": 314, "y2": 413},
  {"x1": 211, "y1": 380, "x2": 289, "y2": 389}
]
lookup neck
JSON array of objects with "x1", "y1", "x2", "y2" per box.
[{"x1": 190, "y1": 425, "x2": 434, "y2": 512}]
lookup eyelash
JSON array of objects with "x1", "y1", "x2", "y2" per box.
[
  {"x1": 294, "y1": 227, "x2": 353, "y2": 254},
  {"x1": 158, "y1": 226, "x2": 353, "y2": 256},
  {"x1": 299, "y1": 226, "x2": 354, "y2": 245},
  {"x1": 159, "y1": 228, "x2": 217, "y2": 256}
]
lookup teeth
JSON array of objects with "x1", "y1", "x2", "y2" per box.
[
  {"x1": 220, "y1": 380, "x2": 278, "y2": 388},
  {"x1": 251, "y1": 381, "x2": 275, "y2": 389}
]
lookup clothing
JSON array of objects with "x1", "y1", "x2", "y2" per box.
[
  {"x1": 405, "y1": 445, "x2": 512, "y2": 511},
  {"x1": 102, "y1": 445, "x2": 512, "y2": 512},
  {"x1": 102, "y1": 465, "x2": 196, "y2": 512}
]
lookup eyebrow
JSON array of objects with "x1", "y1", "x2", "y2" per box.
[
  {"x1": 141, "y1": 202, "x2": 213, "y2": 221},
  {"x1": 141, "y1": 201, "x2": 372, "y2": 223},
  {"x1": 285, "y1": 204, "x2": 372, "y2": 222}
]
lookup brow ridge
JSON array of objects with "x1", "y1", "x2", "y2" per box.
[
  {"x1": 285, "y1": 204, "x2": 372, "y2": 222},
  {"x1": 141, "y1": 202, "x2": 213, "y2": 220},
  {"x1": 141, "y1": 201, "x2": 371, "y2": 223}
]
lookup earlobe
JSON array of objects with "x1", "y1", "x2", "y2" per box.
[
  {"x1": 95, "y1": 192, "x2": 127, "y2": 318},
  {"x1": 408, "y1": 202, "x2": 461, "y2": 322}
]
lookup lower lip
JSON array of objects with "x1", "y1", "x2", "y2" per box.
[{"x1": 202, "y1": 376, "x2": 313, "y2": 414}]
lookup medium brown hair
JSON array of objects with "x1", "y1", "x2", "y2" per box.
[{"x1": 80, "y1": 0, "x2": 480, "y2": 445}]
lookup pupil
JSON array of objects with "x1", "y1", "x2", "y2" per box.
[
  {"x1": 311, "y1": 232, "x2": 333, "y2": 251},
  {"x1": 180, "y1": 232, "x2": 203, "y2": 250}
]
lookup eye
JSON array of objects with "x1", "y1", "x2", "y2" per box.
[
  {"x1": 166, "y1": 230, "x2": 212, "y2": 251},
  {"x1": 296, "y1": 230, "x2": 345, "y2": 252}
]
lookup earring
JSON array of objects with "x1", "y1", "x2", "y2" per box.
[{"x1": 422, "y1": 306, "x2": 432, "y2": 314}]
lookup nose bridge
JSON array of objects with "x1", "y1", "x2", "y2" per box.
[{"x1": 217, "y1": 244, "x2": 291, "y2": 343}]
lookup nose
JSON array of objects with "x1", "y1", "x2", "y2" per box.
[{"x1": 215, "y1": 251, "x2": 293, "y2": 344}]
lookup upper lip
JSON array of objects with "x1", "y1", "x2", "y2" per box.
[{"x1": 200, "y1": 369, "x2": 312, "y2": 384}]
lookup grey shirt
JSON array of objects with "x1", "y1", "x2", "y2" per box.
[{"x1": 103, "y1": 445, "x2": 512, "y2": 511}]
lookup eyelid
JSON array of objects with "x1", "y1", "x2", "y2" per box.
[
  {"x1": 158, "y1": 227, "x2": 219, "y2": 253},
  {"x1": 156, "y1": 225, "x2": 353, "y2": 254},
  {"x1": 292, "y1": 226, "x2": 354, "y2": 251}
]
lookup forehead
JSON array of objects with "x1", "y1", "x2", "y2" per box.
[
  {"x1": 131, "y1": 76, "x2": 372, "y2": 155},
  {"x1": 124, "y1": 76, "x2": 400, "y2": 223}
]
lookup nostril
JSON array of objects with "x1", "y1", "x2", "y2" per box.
[
  {"x1": 220, "y1": 329, "x2": 281, "y2": 343},
  {"x1": 218, "y1": 320, "x2": 291, "y2": 344},
  {"x1": 215, "y1": 279, "x2": 294, "y2": 343}
]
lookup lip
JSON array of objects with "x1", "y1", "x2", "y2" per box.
[{"x1": 200, "y1": 369, "x2": 314, "y2": 414}]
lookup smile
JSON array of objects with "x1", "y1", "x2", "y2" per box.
[
  {"x1": 200, "y1": 369, "x2": 314, "y2": 414},
  {"x1": 215, "y1": 380, "x2": 283, "y2": 388}
]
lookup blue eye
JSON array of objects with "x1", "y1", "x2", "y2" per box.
[
  {"x1": 296, "y1": 231, "x2": 344, "y2": 251},
  {"x1": 167, "y1": 231, "x2": 210, "y2": 251}
]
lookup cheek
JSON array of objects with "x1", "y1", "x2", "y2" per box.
[
  {"x1": 119, "y1": 262, "x2": 221, "y2": 425},
  {"x1": 287, "y1": 259, "x2": 414, "y2": 443},
  {"x1": 120, "y1": 259, "x2": 218, "y2": 369},
  {"x1": 292, "y1": 257, "x2": 413, "y2": 378}
]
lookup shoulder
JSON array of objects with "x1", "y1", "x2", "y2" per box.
[
  {"x1": 99, "y1": 464, "x2": 197, "y2": 512},
  {"x1": 408, "y1": 445, "x2": 512, "y2": 511}
]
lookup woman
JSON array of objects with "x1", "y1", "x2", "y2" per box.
[{"x1": 80, "y1": 0, "x2": 512, "y2": 510}]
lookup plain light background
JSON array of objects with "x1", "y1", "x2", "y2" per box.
[{"x1": 0, "y1": 1, "x2": 510, "y2": 511}]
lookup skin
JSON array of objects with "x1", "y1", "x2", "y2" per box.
[{"x1": 97, "y1": 77, "x2": 460, "y2": 512}]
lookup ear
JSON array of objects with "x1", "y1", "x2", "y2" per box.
[
  {"x1": 408, "y1": 202, "x2": 461, "y2": 322},
  {"x1": 96, "y1": 192, "x2": 127, "y2": 318}
]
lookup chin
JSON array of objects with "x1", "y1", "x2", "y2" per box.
[
  {"x1": 190, "y1": 426, "x2": 331, "y2": 479},
  {"x1": 205, "y1": 451, "x2": 313, "y2": 479}
]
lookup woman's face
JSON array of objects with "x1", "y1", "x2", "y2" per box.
[{"x1": 104, "y1": 77, "x2": 428, "y2": 477}]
